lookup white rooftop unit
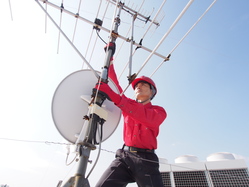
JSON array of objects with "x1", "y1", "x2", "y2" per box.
[
  {"x1": 207, "y1": 152, "x2": 235, "y2": 161},
  {"x1": 159, "y1": 152, "x2": 249, "y2": 187},
  {"x1": 175, "y1": 155, "x2": 199, "y2": 163}
]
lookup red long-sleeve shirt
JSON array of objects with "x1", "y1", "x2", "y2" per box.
[{"x1": 108, "y1": 64, "x2": 167, "y2": 150}]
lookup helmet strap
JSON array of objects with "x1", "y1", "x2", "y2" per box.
[{"x1": 136, "y1": 98, "x2": 151, "y2": 104}]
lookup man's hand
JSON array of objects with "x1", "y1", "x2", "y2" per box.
[{"x1": 93, "y1": 82, "x2": 121, "y2": 104}]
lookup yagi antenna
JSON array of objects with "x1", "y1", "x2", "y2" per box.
[{"x1": 37, "y1": 0, "x2": 168, "y2": 60}]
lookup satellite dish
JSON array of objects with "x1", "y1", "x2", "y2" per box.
[{"x1": 52, "y1": 69, "x2": 121, "y2": 143}]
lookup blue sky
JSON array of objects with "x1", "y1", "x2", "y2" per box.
[{"x1": 0, "y1": 0, "x2": 248, "y2": 186}]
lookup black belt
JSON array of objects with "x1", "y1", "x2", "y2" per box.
[{"x1": 123, "y1": 146, "x2": 154, "y2": 153}]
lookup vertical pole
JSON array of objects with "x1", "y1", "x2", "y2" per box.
[
  {"x1": 74, "y1": 147, "x2": 91, "y2": 187},
  {"x1": 61, "y1": 146, "x2": 91, "y2": 187},
  {"x1": 128, "y1": 13, "x2": 136, "y2": 82},
  {"x1": 101, "y1": 2, "x2": 124, "y2": 82}
]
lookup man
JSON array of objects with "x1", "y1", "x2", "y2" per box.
[{"x1": 95, "y1": 44, "x2": 167, "y2": 187}]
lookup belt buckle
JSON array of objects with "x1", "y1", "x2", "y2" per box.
[{"x1": 129, "y1": 147, "x2": 137, "y2": 153}]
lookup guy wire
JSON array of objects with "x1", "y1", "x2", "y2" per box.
[{"x1": 1, "y1": 136, "x2": 249, "y2": 182}]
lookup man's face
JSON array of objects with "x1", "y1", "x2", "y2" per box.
[{"x1": 134, "y1": 81, "x2": 153, "y2": 101}]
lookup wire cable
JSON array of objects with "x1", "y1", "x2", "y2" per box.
[
  {"x1": 0, "y1": 137, "x2": 72, "y2": 145},
  {"x1": 86, "y1": 124, "x2": 103, "y2": 179},
  {"x1": 65, "y1": 145, "x2": 79, "y2": 166},
  {"x1": 96, "y1": 30, "x2": 107, "y2": 45},
  {"x1": 86, "y1": 0, "x2": 111, "y2": 63},
  {"x1": 1, "y1": 136, "x2": 248, "y2": 181}
]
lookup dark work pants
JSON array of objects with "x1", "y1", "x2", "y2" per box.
[{"x1": 95, "y1": 149, "x2": 164, "y2": 187}]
